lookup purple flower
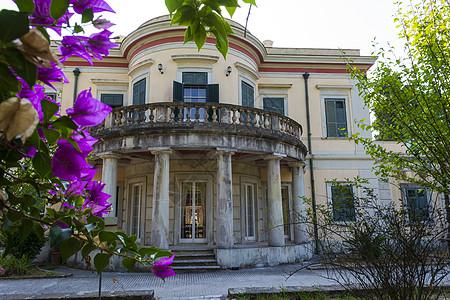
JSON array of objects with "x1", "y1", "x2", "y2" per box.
[
  {"x1": 51, "y1": 140, "x2": 90, "y2": 181},
  {"x1": 58, "y1": 36, "x2": 92, "y2": 65},
  {"x1": 92, "y1": 18, "x2": 115, "y2": 30},
  {"x1": 71, "y1": 129, "x2": 98, "y2": 156},
  {"x1": 83, "y1": 181, "x2": 111, "y2": 217},
  {"x1": 65, "y1": 181, "x2": 87, "y2": 198},
  {"x1": 37, "y1": 62, "x2": 69, "y2": 90},
  {"x1": 66, "y1": 89, "x2": 112, "y2": 127},
  {"x1": 81, "y1": 168, "x2": 98, "y2": 181},
  {"x1": 28, "y1": 0, "x2": 73, "y2": 35},
  {"x1": 87, "y1": 30, "x2": 118, "y2": 60},
  {"x1": 71, "y1": 0, "x2": 115, "y2": 14},
  {"x1": 17, "y1": 79, "x2": 46, "y2": 121},
  {"x1": 151, "y1": 255, "x2": 176, "y2": 279}
]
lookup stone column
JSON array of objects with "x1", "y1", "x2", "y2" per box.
[
  {"x1": 216, "y1": 149, "x2": 235, "y2": 248},
  {"x1": 101, "y1": 154, "x2": 119, "y2": 221},
  {"x1": 150, "y1": 148, "x2": 172, "y2": 249},
  {"x1": 265, "y1": 155, "x2": 285, "y2": 247},
  {"x1": 291, "y1": 161, "x2": 308, "y2": 244}
]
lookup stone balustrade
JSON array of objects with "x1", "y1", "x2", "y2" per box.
[{"x1": 93, "y1": 102, "x2": 302, "y2": 140}]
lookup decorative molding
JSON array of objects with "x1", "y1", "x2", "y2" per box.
[
  {"x1": 258, "y1": 83, "x2": 292, "y2": 89},
  {"x1": 234, "y1": 61, "x2": 260, "y2": 80},
  {"x1": 315, "y1": 84, "x2": 353, "y2": 90},
  {"x1": 91, "y1": 79, "x2": 129, "y2": 85},
  {"x1": 128, "y1": 58, "x2": 154, "y2": 76},
  {"x1": 171, "y1": 54, "x2": 219, "y2": 64}
]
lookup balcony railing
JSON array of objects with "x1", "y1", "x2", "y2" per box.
[{"x1": 94, "y1": 102, "x2": 302, "y2": 139}]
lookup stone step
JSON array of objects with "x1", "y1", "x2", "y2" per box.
[
  {"x1": 172, "y1": 259, "x2": 218, "y2": 266},
  {"x1": 172, "y1": 265, "x2": 221, "y2": 272},
  {"x1": 174, "y1": 253, "x2": 215, "y2": 259}
]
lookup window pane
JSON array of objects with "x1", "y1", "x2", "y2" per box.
[
  {"x1": 264, "y1": 97, "x2": 285, "y2": 115},
  {"x1": 326, "y1": 98, "x2": 347, "y2": 137},
  {"x1": 331, "y1": 185, "x2": 355, "y2": 222}
]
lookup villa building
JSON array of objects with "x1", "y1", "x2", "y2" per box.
[{"x1": 57, "y1": 16, "x2": 382, "y2": 269}]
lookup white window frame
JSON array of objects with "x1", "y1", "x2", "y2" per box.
[
  {"x1": 126, "y1": 176, "x2": 146, "y2": 243},
  {"x1": 318, "y1": 88, "x2": 352, "y2": 138},
  {"x1": 326, "y1": 182, "x2": 358, "y2": 223},
  {"x1": 243, "y1": 183, "x2": 257, "y2": 241},
  {"x1": 401, "y1": 184, "x2": 434, "y2": 224}
]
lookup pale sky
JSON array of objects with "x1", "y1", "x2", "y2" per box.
[{"x1": 3, "y1": 0, "x2": 402, "y2": 56}]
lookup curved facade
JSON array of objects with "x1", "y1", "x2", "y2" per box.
[{"x1": 58, "y1": 16, "x2": 377, "y2": 269}]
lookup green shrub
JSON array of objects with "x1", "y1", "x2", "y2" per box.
[
  {"x1": 0, "y1": 255, "x2": 32, "y2": 276},
  {"x1": 8, "y1": 230, "x2": 46, "y2": 261}
]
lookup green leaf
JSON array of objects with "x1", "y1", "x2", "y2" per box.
[
  {"x1": 94, "y1": 252, "x2": 112, "y2": 273},
  {"x1": 49, "y1": 225, "x2": 72, "y2": 248},
  {"x1": 242, "y1": 0, "x2": 256, "y2": 5},
  {"x1": 121, "y1": 257, "x2": 136, "y2": 272},
  {"x1": 0, "y1": 47, "x2": 37, "y2": 88},
  {"x1": 74, "y1": 24, "x2": 84, "y2": 33},
  {"x1": 194, "y1": 23, "x2": 207, "y2": 50},
  {"x1": 41, "y1": 99, "x2": 60, "y2": 122},
  {"x1": 14, "y1": 0, "x2": 35, "y2": 12},
  {"x1": 225, "y1": 6, "x2": 236, "y2": 17},
  {"x1": 18, "y1": 219, "x2": 34, "y2": 243},
  {"x1": 154, "y1": 250, "x2": 174, "y2": 260},
  {"x1": 33, "y1": 151, "x2": 52, "y2": 178},
  {"x1": 61, "y1": 237, "x2": 83, "y2": 263},
  {"x1": 52, "y1": 116, "x2": 78, "y2": 130},
  {"x1": 81, "y1": 8, "x2": 93, "y2": 23},
  {"x1": 0, "y1": 10, "x2": 29, "y2": 43},
  {"x1": 138, "y1": 247, "x2": 160, "y2": 259},
  {"x1": 50, "y1": 0, "x2": 70, "y2": 21},
  {"x1": 99, "y1": 231, "x2": 119, "y2": 243},
  {"x1": 85, "y1": 222, "x2": 98, "y2": 232},
  {"x1": 0, "y1": 62, "x2": 20, "y2": 94},
  {"x1": 170, "y1": 5, "x2": 196, "y2": 26},
  {"x1": 81, "y1": 243, "x2": 97, "y2": 259},
  {"x1": 43, "y1": 128, "x2": 60, "y2": 145},
  {"x1": 165, "y1": 0, "x2": 185, "y2": 14},
  {"x1": 2, "y1": 209, "x2": 12, "y2": 230},
  {"x1": 87, "y1": 214, "x2": 105, "y2": 230},
  {"x1": 33, "y1": 223, "x2": 45, "y2": 241}
]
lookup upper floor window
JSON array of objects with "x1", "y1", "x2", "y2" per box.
[
  {"x1": 101, "y1": 94, "x2": 124, "y2": 108},
  {"x1": 133, "y1": 78, "x2": 146, "y2": 105},
  {"x1": 241, "y1": 81, "x2": 254, "y2": 107},
  {"x1": 173, "y1": 72, "x2": 218, "y2": 103},
  {"x1": 403, "y1": 186, "x2": 431, "y2": 223},
  {"x1": 325, "y1": 98, "x2": 347, "y2": 137},
  {"x1": 263, "y1": 97, "x2": 284, "y2": 115},
  {"x1": 329, "y1": 184, "x2": 356, "y2": 222}
]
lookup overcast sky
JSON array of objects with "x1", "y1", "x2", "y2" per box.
[{"x1": 3, "y1": 0, "x2": 402, "y2": 56}]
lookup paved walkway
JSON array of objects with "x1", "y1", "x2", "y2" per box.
[{"x1": 0, "y1": 263, "x2": 339, "y2": 299}]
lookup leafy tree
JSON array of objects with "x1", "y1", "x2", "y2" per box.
[{"x1": 350, "y1": 0, "x2": 450, "y2": 197}]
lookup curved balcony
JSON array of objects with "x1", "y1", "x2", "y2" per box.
[{"x1": 90, "y1": 102, "x2": 307, "y2": 160}]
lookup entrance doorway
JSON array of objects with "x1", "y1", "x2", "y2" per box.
[{"x1": 180, "y1": 181, "x2": 207, "y2": 243}]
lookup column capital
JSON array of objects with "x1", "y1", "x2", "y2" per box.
[
  {"x1": 99, "y1": 152, "x2": 121, "y2": 160},
  {"x1": 149, "y1": 147, "x2": 173, "y2": 155},
  {"x1": 263, "y1": 153, "x2": 286, "y2": 161},
  {"x1": 288, "y1": 161, "x2": 306, "y2": 168},
  {"x1": 215, "y1": 148, "x2": 236, "y2": 156}
]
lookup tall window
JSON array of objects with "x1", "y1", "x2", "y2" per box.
[
  {"x1": 101, "y1": 94, "x2": 123, "y2": 108},
  {"x1": 325, "y1": 98, "x2": 347, "y2": 137},
  {"x1": 263, "y1": 97, "x2": 285, "y2": 115},
  {"x1": 244, "y1": 184, "x2": 256, "y2": 240},
  {"x1": 330, "y1": 184, "x2": 356, "y2": 222},
  {"x1": 241, "y1": 81, "x2": 254, "y2": 108},
  {"x1": 133, "y1": 78, "x2": 146, "y2": 105},
  {"x1": 281, "y1": 186, "x2": 290, "y2": 237},
  {"x1": 403, "y1": 186, "x2": 431, "y2": 222},
  {"x1": 129, "y1": 183, "x2": 142, "y2": 238}
]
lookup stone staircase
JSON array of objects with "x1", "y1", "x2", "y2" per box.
[{"x1": 170, "y1": 248, "x2": 221, "y2": 272}]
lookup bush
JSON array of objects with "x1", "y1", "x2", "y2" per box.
[
  {"x1": 8, "y1": 230, "x2": 46, "y2": 261},
  {"x1": 0, "y1": 255, "x2": 32, "y2": 277}
]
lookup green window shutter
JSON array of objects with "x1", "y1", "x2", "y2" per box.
[
  {"x1": 101, "y1": 94, "x2": 123, "y2": 108},
  {"x1": 263, "y1": 97, "x2": 284, "y2": 115},
  {"x1": 182, "y1": 72, "x2": 208, "y2": 85},
  {"x1": 206, "y1": 84, "x2": 219, "y2": 103},
  {"x1": 325, "y1": 98, "x2": 347, "y2": 137},
  {"x1": 133, "y1": 79, "x2": 146, "y2": 105},
  {"x1": 406, "y1": 187, "x2": 430, "y2": 222},
  {"x1": 331, "y1": 185, "x2": 355, "y2": 222},
  {"x1": 242, "y1": 81, "x2": 254, "y2": 107},
  {"x1": 173, "y1": 81, "x2": 184, "y2": 102}
]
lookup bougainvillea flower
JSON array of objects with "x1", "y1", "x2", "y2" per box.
[
  {"x1": 28, "y1": 0, "x2": 73, "y2": 35},
  {"x1": 151, "y1": 255, "x2": 176, "y2": 279},
  {"x1": 71, "y1": 0, "x2": 115, "y2": 14},
  {"x1": 87, "y1": 30, "x2": 118, "y2": 60},
  {"x1": 51, "y1": 140, "x2": 90, "y2": 181},
  {"x1": 65, "y1": 180, "x2": 87, "y2": 199},
  {"x1": 71, "y1": 129, "x2": 98, "y2": 156},
  {"x1": 92, "y1": 18, "x2": 115, "y2": 30},
  {"x1": 17, "y1": 78, "x2": 46, "y2": 121},
  {"x1": 81, "y1": 168, "x2": 98, "y2": 181},
  {"x1": 83, "y1": 181, "x2": 111, "y2": 217},
  {"x1": 58, "y1": 36, "x2": 92, "y2": 65},
  {"x1": 67, "y1": 89, "x2": 112, "y2": 126},
  {"x1": 37, "y1": 62, "x2": 69, "y2": 90}
]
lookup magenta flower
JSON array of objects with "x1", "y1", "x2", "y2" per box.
[
  {"x1": 51, "y1": 140, "x2": 90, "y2": 181},
  {"x1": 59, "y1": 36, "x2": 92, "y2": 65},
  {"x1": 151, "y1": 255, "x2": 176, "y2": 279},
  {"x1": 83, "y1": 181, "x2": 111, "y2": 217},
  {"x1": 92, "y1": 18, "x2": 115, "y2": 30},
  {"x1": 65, "y1": 181, "x2": 87, "y2": 199},
  {"x1": 71, "y1": 0, "x2": 115, "y2": 14},
  {"x1": 27, "y1": 0, "x2": 73, "y2": 35},
  {"x1": 37, "y1": 62, "x2": 69, "y2": 90},
  {"x1": 87, "y1": 30, "x2": 118, "y2": 60},
  {"x1": 81, "y1": 168, "x2": 98, "y2": 181},
  {"x1": 71, "y1": 129, "x2": 98, "y2": 156},
  {"x1": 66, "y1": 89, "x2": 112, "y2": 127},
  {"x1": 17, "y1": 79, "x2": 46, "y2": 121}
]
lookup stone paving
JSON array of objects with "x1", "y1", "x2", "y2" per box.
[{"x1": 0, "y1": 263, "x2": 338, "y2": 299}]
